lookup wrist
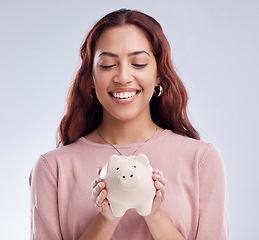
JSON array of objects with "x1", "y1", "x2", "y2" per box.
[
  {"x1": 144, "y1": 208, "x2": 161, "y2": 223},
  {"x1": 79, "y1": 213, "x2": 120, "y2": 240},
  {"x1": 98, "y1": 212, "x2": 121, "y2": 226}
]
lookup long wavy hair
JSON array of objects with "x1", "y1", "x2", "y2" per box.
[{"x1": 56, "y1": 9, "x2": 200, "y2": 147}]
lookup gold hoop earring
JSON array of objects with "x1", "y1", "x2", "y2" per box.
[{"x1": 154, "y1": 85, "x2": 163, "y2": 97}]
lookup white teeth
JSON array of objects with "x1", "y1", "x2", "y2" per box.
[{"x1": 113, "y1": 91, "x2": 137, "y2": 99}]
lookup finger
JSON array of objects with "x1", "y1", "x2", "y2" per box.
[
  {"x1": 154, "y1": 180, "x2": 166, "y2": 193},
  {"x1": 96, "y1": 189, "x2": 107, "y2": 207},
  {"x1": 101, "y1": 199, "x2": 109, "y2": 213},
  {"x1": 95, "y1": 198, "x2": 116, "y2": 221},
  {"x1": 91, "y1": 178, "x2": 102, "y2": 189},
  {"x1": 101, "y1": 199, "x2": 114, "y2": 218},
  {"x1": 159, "y1": 176, "x2": 166, "y2": 187},
  {"x1": 95, "y1": 203, "x2": 103, "y2": 210},
  {"x1": 153, "y1": 174, "x2": 166, "y2": 187},
  {"x1": 91, "y1": 182, "x2": 105, "y2": 202},
  {"x1": 97, "y1": 167, "x2": 102, "y2": 176},
  {"x1": 101, "y1": 200, "x2": 122, "y2": 221},
  {"x1": 153, "y1": 169, "x2": 163, "y2": 176},
  {"x1": 152, "y1": 190, "x2": 162, "y2": 209},
  {"x1": 154, "y1": 181, "x2": 166, "y2": 202}
]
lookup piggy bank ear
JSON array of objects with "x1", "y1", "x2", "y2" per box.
[
  {"x1": 100, "y1": 155, "x2": 122, "y2": 178},
  {"x1": 107, "y1": 154, "x2": 122, "y2": 171},
  {"x1": 135, "y1": 154, "x2": 153, "y2": 171}
]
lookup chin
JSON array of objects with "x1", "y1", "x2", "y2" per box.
[
  {"x1": 111, "y1": 112, "x2": 140, "y2": 122},
  {"x1": 103, "y1": 104, "x2": 150, "y2": 123},
  {"x1": 104, "y1": 109, "x2": 145, "y2": 123}
]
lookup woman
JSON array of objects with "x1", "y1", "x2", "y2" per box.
[{"x1": 30, "y1": 9, "x2": 229, "y2": 240}]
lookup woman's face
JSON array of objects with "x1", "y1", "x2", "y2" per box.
[{"x1": 92, "y1": 24, "x2": 159, "y2": 122}]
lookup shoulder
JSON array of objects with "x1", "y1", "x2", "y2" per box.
[
  {"x1": 44, "y1": 138, "x2": 84, "y2": 157},
  {"x1": 157, "y1": 130, "x2": 222, "y2": 166},
  {"x1": 159, "y1": 129, "x2": 210, "y2": 151},
  {"x1": 32, "y1": 138, "x2": 87, "y2": 175}
]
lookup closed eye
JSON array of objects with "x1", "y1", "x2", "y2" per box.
[
  {"x1": 100, "y1": 64, "x2": 116, "y2": 69},
  {"x1": 132, "y1": 64, "x2": 147, "y2": 68}
]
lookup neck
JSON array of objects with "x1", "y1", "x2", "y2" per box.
[{"x1": 98, "y1": 115, "x2": 158, "y2": 145}]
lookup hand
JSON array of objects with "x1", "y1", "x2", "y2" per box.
[
  {"x1": 91, "y1": 168, "x2": 120, "y2": 222},
  {"x1": 149, "y1": 169, "x2": 166, "y2": 215}
]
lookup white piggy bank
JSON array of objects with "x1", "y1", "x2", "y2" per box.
[{"x1": 99, "y1": 154, "x2": 156, "y2": 218}]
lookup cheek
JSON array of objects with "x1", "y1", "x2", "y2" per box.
[
  {"x1": 94, "y1": 83, "x2": 104, "y2": 98},
  {"x1": 93, "y1": 82, "x2": 109, "y2": 107},
  {"x1": 94, "y1": 74, "x2": 111, "y2": 93},
  {"x1": 140, "y1": 72, "x2": 157, "y2": 92},
  {"x1": 93, "y1": 71, "x2": 114, "y2": 92}
]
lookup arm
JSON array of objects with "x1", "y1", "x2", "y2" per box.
[
  {"x1": 79, "y1": 212, "x2": 120, "y2": 240},
  {"x1": 29, "y1": 156, "x2": 62, "y2": 239},
  {"x1": 31, "y1": 158, "x2": 120, "y2": 240},
  {"x1": 144, "y1": 170, "x2": 185, "y2": 240},
  {"x1": 144, "y1": 208, "x2": 185, "y2": 240},
  {"x1": 79, "y1": 176, "x2": 121, "y2": 240},
  {"x1": 196, "y1": 144, "x2": 229, "y2": 239}
]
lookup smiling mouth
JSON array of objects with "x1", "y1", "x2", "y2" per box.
[{"x1": 110, "y1": 91, "x2": 140, "y2": 99}]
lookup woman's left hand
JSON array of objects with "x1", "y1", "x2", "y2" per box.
[{"x1": 149, "y1": 169, "x2": 166, "y2": 215}]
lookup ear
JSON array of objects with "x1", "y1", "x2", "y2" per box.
[
  {"x1": 155, "y1": 76, "x2": 160, "y2": 86},
  {"x1": 135, "y1": 154, "x2": 153, "y2": 171}
]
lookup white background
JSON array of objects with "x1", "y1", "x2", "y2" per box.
[{"x1": 1, "y1": 1, "x2": 258, "y2": 239}]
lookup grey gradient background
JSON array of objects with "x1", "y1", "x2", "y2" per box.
[{"x1": 1, "y1": 1, "x2": 258, "y2": 239}]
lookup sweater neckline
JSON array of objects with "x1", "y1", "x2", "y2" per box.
[{"x1": 78, "y1": 129, "x2": 172, "y2": 149}]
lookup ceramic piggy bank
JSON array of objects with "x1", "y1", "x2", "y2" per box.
[{"x1": 99, "y1": 154, "x2": 156, "y2": 218}]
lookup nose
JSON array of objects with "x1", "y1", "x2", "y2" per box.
[
  {"x1": 122, "y1": 174, "x2": 134, "y2": 179},
  {"x1": 118, "y1": 170, "x2": 139, "y2": 190},
  {"x1": 114, "y1": 63, "x2": 133, "y2": 85}
]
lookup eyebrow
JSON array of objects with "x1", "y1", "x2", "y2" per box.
[
  {"x1": 98, "y1": 50, "x2": 150, "y2": 58},
  {"x1": 128, "y1": 51, "x2": 150, "y2": 57}
]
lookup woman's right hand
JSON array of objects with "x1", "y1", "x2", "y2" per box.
[
  {"x1": 79, "y1": 170, "x2": 121, "y2": 240},
  {"x1": 91, "y1": 168, "x2": 120, "y2": 222}
]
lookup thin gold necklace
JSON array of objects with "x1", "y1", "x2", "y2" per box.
[{"x1": 97, "y1": 126, "x2": 158, "y2": 156}]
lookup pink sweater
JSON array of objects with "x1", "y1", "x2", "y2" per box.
[{"x1": 29, "y1": 130, "x2": 229, "y2": 239}]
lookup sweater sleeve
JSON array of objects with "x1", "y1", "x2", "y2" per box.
[
  {"x1": 29, "y1": 155, "x2": 63, "y2": 240},
  {"x1": 196, "y1": 144, "x2": 229, "y2": 240}
]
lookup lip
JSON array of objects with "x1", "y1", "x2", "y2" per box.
[
  {"x1": 109, "y1": 88, "x2": 141, "y2": 94},
  {"x1": 108, "y1": 88, "x2": 141, "y2": 105}
]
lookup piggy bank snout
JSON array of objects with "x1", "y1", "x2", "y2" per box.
[{"x1": 118, "y1": 171, "x2": 140, "y2": 190}]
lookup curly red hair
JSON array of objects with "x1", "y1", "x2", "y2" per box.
[{"x1": 57, "y1": 9, "x2": 200, "y2": 147}]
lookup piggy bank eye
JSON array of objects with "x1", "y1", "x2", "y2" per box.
[
  {"x1": 116, "y1": 167, "x2": 119, "y2": 170},
  {"x1": 134, "y1": 166, "x2": 136, "y2": 168}
]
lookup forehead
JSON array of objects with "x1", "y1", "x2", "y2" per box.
[{"x1": 94, "y1": 24, "x2": 152, "y2": 55}]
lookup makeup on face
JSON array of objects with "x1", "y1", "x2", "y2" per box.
[
  {"x1": 92, "y1": 24, "x2": 158, "y2": 122},
  {"x1": 97, "y1": 51, "x2": 151, "y2": 70}
]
